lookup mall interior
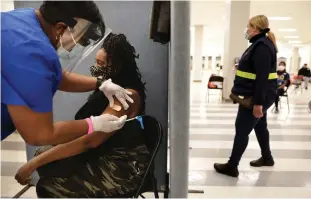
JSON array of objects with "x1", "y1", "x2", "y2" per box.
[{"x1": 1, "y1": 0, "x2": 311, "y2": 198}]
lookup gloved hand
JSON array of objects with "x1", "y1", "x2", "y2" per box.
[
  {"x1": 90, "y1": 114, "x2": 127, "y2": 133},
  {"x1": 99, "y1": 79, "x2": 134, "y2": 110}
]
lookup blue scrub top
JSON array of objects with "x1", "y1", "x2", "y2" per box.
[{"x1": 1, "y1": 8, "x2": 62, "y2": 140}]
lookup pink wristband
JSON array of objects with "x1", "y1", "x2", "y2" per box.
[{"x1": 85, "y1": 118, "x2": 94, "y2": 135}]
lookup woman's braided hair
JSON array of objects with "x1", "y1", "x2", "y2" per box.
[{"x1": 102, "y1": 33, "x2": 146, "y2": 113}]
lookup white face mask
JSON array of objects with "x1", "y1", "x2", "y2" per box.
[
  {"x1": 278, "y1": 65, "x2": 286, "y2": 71},
  {"x1": 57, "y1": 28, "x2": 85, "y2": 66}
]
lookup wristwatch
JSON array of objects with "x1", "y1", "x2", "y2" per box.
[{"x1": 96, "y1": 76, "x2": 104, "y2": 89}]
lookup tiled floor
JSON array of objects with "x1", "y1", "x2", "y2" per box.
[
  {"x1": 186, "y1": 71, "x2": 311, "y2": 198},
  {"x1": 1, "y1": 71, "x2": 311, "y2": 198}
]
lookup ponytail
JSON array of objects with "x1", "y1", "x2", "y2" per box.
[{"x1": 267, "y1": 31, "x2": 278, "y2": 53}]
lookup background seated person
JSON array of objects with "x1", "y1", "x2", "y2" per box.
[
  {"x1": 15, "y1": 33, "x2": 149, "y2": 198},
  {"x1": 298, "y1": 63, "x2": 311, "y2": 90},
  {"x1": 275, "y1": 61, "x2": 290, "y2": 113}
]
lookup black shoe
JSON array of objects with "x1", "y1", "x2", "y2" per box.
[
  {"x1": 214, "y1": 163, "x2": 239, "y2": 177},
  {"x1": 250, "y1": 157, "x2": 275, "y2": 167},
  {"x1": 275, "y1": 108, "x2": 279, "y2": 113}
]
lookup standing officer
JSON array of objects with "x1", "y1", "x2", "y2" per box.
[{"x1": 214, "y1": 15, "x2": 278, "y2": 177}]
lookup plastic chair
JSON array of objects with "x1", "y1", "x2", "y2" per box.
[
  {"x1": 205, "y1": 75, "x2": 224, "y2": 102},
  {"x1": 291, "y1": 75, "x2": 303, "y2": 94},
  {"x1": 133, "y1": 115, "x2": 163, "y2": 198}
]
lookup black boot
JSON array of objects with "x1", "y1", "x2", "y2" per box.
[
  {"x1": 250, "y1": 157, "x2": 275, "y2": 167},
  {"x1": 214, "y1": 163, "x2": 239, "y2": 177}
]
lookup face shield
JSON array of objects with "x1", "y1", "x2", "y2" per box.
[{"x1": 57, "y1": 18, "x2": 112, "y2": 72}]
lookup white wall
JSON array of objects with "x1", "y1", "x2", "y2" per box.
[
  {"x1": 299, "y1": 45, "x2": 311, "y2": 66},
  {"x1": 190, "y1": 26, "x2": 223, "y2": 56},
  {"x1": 1, "y1": 0, "x2": 14, "y2": 12},
  {"x1": 191, "y1": 27, "x2": 311, "y2": 68}
]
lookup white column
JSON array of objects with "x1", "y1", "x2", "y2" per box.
[
  {"x1": 308, "y1": 45, "x2": 311, "y2": 67},
  {"x1": 290, "y1": 47, "x2": 300, "y2": 74},
  {"x1": 222, "y1": 1, "x2": 250, "y2": 99},
  {"x1": 193, "y1": 25, "x2": 204, "y2": 82}
]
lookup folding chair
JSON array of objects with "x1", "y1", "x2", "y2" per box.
[
  {"x1": 291, "y1": 75, "x2": 303, "y2": 94},
  {"x1": 272, "y1": 85, "x2": 290, "y2": 113},
  {"x1": 205, "y1": 75, "x2": 224, "y2": 102},
  {"x1": 134, "y1": 115, "x2": 163, "y2": 198},
  {"x1": 279, "y1": 86, "x2": 290, "y2": 111}
]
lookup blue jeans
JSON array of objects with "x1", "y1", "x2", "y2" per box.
[{"x1": 228, "y1": 99, "x2": 274, "y2": 167}]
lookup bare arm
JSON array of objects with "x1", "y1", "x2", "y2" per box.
[
  {"x1": 19, "y1": 89, "x2": 140, "y2": 177},
  {"x1": 8, "y1": 105, "x2": 89, "y2": 146},
  {"x1": 58, "y1": 70, "x2": 97, "y2": 92}
]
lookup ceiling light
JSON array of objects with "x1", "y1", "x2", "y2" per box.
[
  {"x1": 278, "y1": 29, "x2": 297, "y2": 32},
  {"x1": 292, "y1": 44, "x2": 303, "y2": 47},
  {"x1": 269, "y1": 17, "x2": 292, "y2": 21},
  {"x1": 288, "y1": 40, "x2": 302, "y2": 44},
  {"x1": 284, "y1": 36, "x2": 299, "y2": 39}
]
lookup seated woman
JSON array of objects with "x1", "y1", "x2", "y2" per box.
[
  {"x1": 275, "y1": 61, "x2": 290, "y2": 113},
  {"x1": 15, "y1": 33, "x2": 149, "y2": 198}
]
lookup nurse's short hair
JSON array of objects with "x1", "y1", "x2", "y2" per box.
[{"x1": 40, "y1": 1, "x2": 103, "y2": 26}]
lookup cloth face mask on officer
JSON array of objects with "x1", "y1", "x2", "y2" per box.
[{"x1": 244, "y1": 25, "x2": 269, "y2": 40}]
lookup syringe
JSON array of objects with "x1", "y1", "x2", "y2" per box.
[
  {"x1": 125, "y1": 115, "x2": 145, "y2": 129},
  {"x1": 125, "y1": 115, "x2": 144, "y2": 122}
]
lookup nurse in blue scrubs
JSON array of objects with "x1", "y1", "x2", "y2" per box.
[{"x1": 1, "y1": 1, "x2": 133, "y2": 145}]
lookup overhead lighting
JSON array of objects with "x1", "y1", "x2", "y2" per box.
[
  {"x1": 269, "y1": 17, "x2": 292, "y2": 21},
  {"x1": 292, "y1": 44, "x2": 303, "y2": 47},
  {"x1": 284, "y1": 36, "x2": 299, "y2": 39},
  {"x1": 278, "y1": 29, "x2": 296, "y2": 32},
  {"x1": 288, "y1": 40, "x2": 302, "y2": 44}
]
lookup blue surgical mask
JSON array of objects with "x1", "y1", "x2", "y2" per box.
[
  {"x1": 244, "y1": 28, "x2": 249, "y2": 40},
  {"x1": 57, "y1": 28, "x2": 85, "y2": 67}
]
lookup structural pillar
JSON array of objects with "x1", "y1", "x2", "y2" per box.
[
  {"x1": 222, "y1": 0, "x2": 250, "y2": 99},
  {"x1": 290, "y1": 47, "x2": 300, "y2": 74},
  {"x1": 193, "y1": 25, "x2": 204, "y2": 82},
  {"x1": 170, "y1": 1, "x2": 190, "y2": 197}
]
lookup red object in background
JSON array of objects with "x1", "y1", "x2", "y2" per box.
[
  {"x1": 208, "y1": 82, "x2": 217, "y2": 88},
  {"x1": 291, "y1": 74, "x2": 303, "y2": 84},
  {"x1": 208, "y1": 74, "x2": 223, "y2": 89},
  {"x1": 208, "y1": 74, "x2": 217, "y2": 88}
]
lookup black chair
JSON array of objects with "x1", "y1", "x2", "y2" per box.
[
  {"x1": 291, "y1": 78, "x2": 303, "y2": 94},
  {"x1": 205, "y1": 75, "x2": 224, "y2": 102},
  {"x1": 272, "y1": 82, "x2": 290, "y2": 113},
  {"x1": 133, "y1": 115, "x2": 163, "y2": 198},
  {"x1": 279, "y1": 86, "x2": 290, "y2": 111}
]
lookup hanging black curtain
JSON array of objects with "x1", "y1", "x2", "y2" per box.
[{"x1": 149, "y1": 1, "x2": 170, "y2": 44}]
